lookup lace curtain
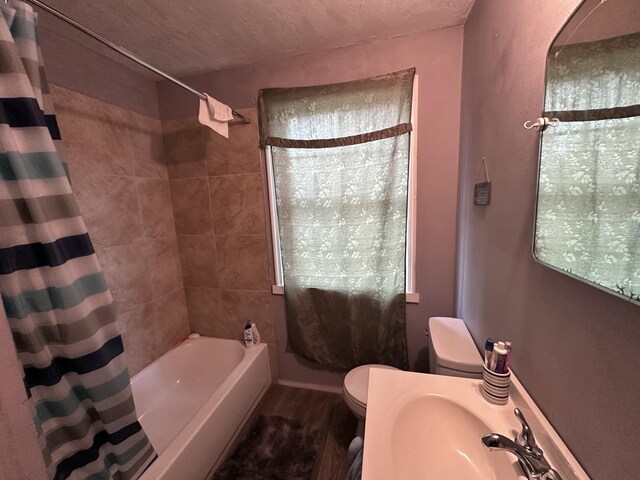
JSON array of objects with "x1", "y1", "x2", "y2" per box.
[
  {"x1": 259, "y1": 69, "x2": 414, "y2": 370},
  {"x1": 536, "y1": 33, "x2": 640, "y2": 301}
]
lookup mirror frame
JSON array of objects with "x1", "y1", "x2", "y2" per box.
[{"x1": 531, "y1": 0, "x2": 640, "y2": 306}]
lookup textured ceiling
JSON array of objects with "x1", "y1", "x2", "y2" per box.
[{"x1": 36, "y1": 0, "x2": 475, "y2": 78}]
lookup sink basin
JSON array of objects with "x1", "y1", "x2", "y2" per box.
[
  {"x1": 362, "y1": 369, "x2": 589, "y2": 480},
  {"x1": 363, "y1": 369, "x2": 528, "y2": 480},
  {"x1": 390, "y1": 395, "x2": 517, "y2": 479}
]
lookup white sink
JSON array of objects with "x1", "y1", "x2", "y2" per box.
[
  {"x1": 362, "y1": 369, "x2": 589, "y2": 480},
  {"x1": 391, "y1": 395, "x2": 517, "y2": 479}
]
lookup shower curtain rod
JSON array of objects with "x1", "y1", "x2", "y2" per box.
[{"x1": 25, "y1": 0, "x2": 250, "y2": 125}]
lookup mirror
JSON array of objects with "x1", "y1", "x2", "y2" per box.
[{"x1": 534, "y1": 0, "x2": 640, "y2": 305}]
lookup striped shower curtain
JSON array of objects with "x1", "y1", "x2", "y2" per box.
[{"x1": 0, "y1": 2, "x2": 156, "y2": 479}]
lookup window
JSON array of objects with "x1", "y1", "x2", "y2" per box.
[{"x1": 263, "y1": 74, "x2": 419, "y2": 303}]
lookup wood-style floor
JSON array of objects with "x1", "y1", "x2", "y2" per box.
[{"x1": 231, "y1": 384, "x2": 357, "y2": 480}]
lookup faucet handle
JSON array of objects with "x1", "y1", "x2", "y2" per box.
[{"x1": 514, "y1": 408, "x2": 543, "y2": 457}]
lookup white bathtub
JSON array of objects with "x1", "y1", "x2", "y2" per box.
[{"x1": 131, "y1": 337, "x2": 270, "y2": 480}]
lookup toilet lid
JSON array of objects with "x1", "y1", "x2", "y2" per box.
[
  {"x1": 428, "y1": 317, "x2": 483, "y2": 374},
  {"x1": 344, "y1": 364, "x2": 400, "y2": 406}
]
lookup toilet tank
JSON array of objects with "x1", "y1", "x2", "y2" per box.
[{"x1": 428, "y1": 317, "x2": 483, "y2": 379}]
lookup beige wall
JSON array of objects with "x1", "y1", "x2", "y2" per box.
[
  {"x1": 158, "y1": 26, "x2": 465, "y2": 385},
  {"x1": 162, "y1": 110, "x2": 278, "y2": 379},
  {"x1": 39, "y1": 19, "x2": 160, "y2": 118},
  {"x1": 458, "y1": 1, "x2": 640, "y2": 478},
  {"x1": 52, "y1": 84, "x2": 189, "y2": 375}
]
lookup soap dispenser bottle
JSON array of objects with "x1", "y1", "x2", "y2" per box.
[
  {"x1": 243, "y1": 322, "x2": 254, "y2": 348},
  {"x1": 249, "y1": 320, "x2": 261, "y2": 346}
]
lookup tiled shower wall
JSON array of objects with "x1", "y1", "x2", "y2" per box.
[
  {"x1": 49, "y1": 84, "x2": 276, "y2": 378},
  {"x1": 162, "y1": 109, "x2": 277, "y2": 378},
  {"x1": 51, "y1": 84, "x2": 189, "y2": 376}
]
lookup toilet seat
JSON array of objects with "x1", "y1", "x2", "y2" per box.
[{"x1": 343, "y1": 364, "x2": 399, "y2": 418}]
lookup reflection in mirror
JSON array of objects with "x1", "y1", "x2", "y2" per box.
[{"x1": 534, "y1": 0, "x2": 640, "y2": 304}]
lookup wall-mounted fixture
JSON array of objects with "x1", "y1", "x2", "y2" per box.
[
  {"x1": 474, "y1": 157, "x2": 491, "y2": 206},
  {"x1": 523, "y1": 117, "x2": 560, "y2": 132}
]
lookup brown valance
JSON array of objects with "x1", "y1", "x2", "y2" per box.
[
  {"x1": 545, "y1": 104, "x2": 640, "y2": 122},
  {"x1": 258, "y1": 68, "x2": 415, "y2": 149},
  {"x1": 265, "y1": 123, "x2": 412, "y2": 149}
]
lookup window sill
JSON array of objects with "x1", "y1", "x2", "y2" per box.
[{"x1": 271, "y1": 285, "x2": 420, "y2": 303}]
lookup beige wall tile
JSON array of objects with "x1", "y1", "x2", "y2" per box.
[
  {"x1": 205, "y1": 108, "x2": 261, "y2": 176},
  {"x1": 54, "y1": 84, "x2": 168, "y2": 180},
  {"x1": 52, "y1": 85, "x2": 136, "y2": 177},
  {"x1": 215, "y1": 235, "x2": 270, "y2": 290},
  {"x1": 162, "y1": 117, "x2": 207, "y2": 179},
  {"x1": 185, "y1": 287, "x2": 275, "y2": 347},
  {"x1": 138, "y1": 179, "x2": 175, "y2": 239},
  {"x1": 153, "y1": 289, "x2": 190, "y2": 356},
  {"x1": 130, "y1": 121, "x2": 168, "y2": 179},
  {"x1": 177, "y1": 234, "x2": 219, "y2": 288},
  {"x1": 119, "y1": 305, "x2": 156, "y2": 375},
  {"x1": 209, "y1": 174, "x2": 266, "y2": 234},
  {"x1": 73, "y1": 173, "x2": 143, "y2": 249},
  {"x1": 161, "y1": 116, "x2": 200, "y2": 132},
  {"x1": 220, "y1": 289, "x2": 275, "y2": 344},
  {"x1": 97, "y1": 241, "x2": 153, "y2": 314},
  {"x1": 184, "y1": 287, "x2": 224, "y2": 337},
  {"x1": 149, "y1": 236, "x2": 183, "y2": 298},
  {"x1": 119, "y1": 290, "x2": 189, "y2": 376},
  {"x1": 169, "y1": 178, "x2": 213, "y2": 234}
]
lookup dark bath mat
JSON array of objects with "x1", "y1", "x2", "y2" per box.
[{"x1": 213, "y1": 415, "x2": 319, "y2": 480}]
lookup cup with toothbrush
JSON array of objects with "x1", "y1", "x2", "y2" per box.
[{"x1": 482, "y1": 338, "x2": 511, "y2": 405}]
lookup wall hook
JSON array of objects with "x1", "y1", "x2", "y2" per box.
[{"x1": 523, "y1": 117, "x2": 560, "y2": 132}]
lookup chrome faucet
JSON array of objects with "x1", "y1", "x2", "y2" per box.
[{"x1": 481, "y1": 408, "x2": 563, "y2": 480}]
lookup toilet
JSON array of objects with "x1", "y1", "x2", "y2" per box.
[
  {"x1": 343, "y1": 364, "x2": 399, "y2": 435},
  {"x1": 342, "y1": 316, "x2": 483, "y2": 435}
]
